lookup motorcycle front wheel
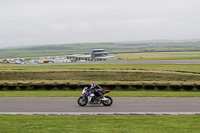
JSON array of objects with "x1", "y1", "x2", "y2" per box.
[
  {"x1": 78, "y1": 96, "x2": 88, "y2": 106},
  {"x1": 102, "y1": 96, "x2": 113, "y2": 106}
]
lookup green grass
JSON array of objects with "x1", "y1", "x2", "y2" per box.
[
  {"x1": 1, "y1": 64, "x2": 200, "y2": 73},
  {"x1": 1, "y1": 64, "x2": 200, "y2": 92},
  {"x1": 0, "y1": 115, "x2": 200, "y2": 133},
  {"x1": 157, "y1": 51, "x2": 200, "y2": 55},
  {"x1": 1, "y1": 91, "x2": 200, "y2": 97},
  {"x1": 114, "y1": 52, "x2": 200, "y2": 61},
  {"x1": 1, "y1": 69, "x2": 200, "y2": 82},
  {"x1": 119, "y1": 55, "x2": 200, "y2": 61},
  {"x1": 0, "y1": 80, "x2": 198, "y2": 86}
]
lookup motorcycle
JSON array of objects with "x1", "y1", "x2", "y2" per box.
[{"x1": 77, "y1": 87, "x2": 113, "y2": 106}]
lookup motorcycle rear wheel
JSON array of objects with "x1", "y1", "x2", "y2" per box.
[
  {"x1": 102, "y1": 96, "x2": 113, "y2": 106},
  {"x1": 78, "y1": 96, "x2": 88, "y2": 106}
]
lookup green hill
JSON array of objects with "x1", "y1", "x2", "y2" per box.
[{"x1": 1, "y1": 41, "x2": 200, "y2": 58}]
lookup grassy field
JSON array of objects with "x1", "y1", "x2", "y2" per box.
[
  {"x1": 1, "y1": 64, "x2": 200, "y2": 73},
  {"x1": 1, "y1": 64, "x2": 200, "y2": 91},
  {"x1": 114, "y1": 51, "x2": 200, "y2": 60},
  {"x1": 0, "y1": 115, "x2": 200, "y2": 133},
  {"x1": 157, "y1": 51, "x2": 200, "y2": 55},
  {"x1": 1, "y1": 64, "x2": 200, "y2": 83},
  {"x1": 1, "y1": 90, "x2": 200, "y2": 97},
  {"x1": 1, "y1": 70, "x2": 200, "y2": 81}
]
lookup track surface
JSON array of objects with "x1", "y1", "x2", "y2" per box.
[
  {"x1": 19, "y1": 59, "x2": 200, "y2": 66},
  {"x1": 1, "y1": 97, "x2": 200, "y2": 113}
]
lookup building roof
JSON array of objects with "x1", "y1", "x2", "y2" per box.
[
  {"x1": 92, "y1": 49, "x2": 106, "y2": 52},
  {"x1": 67, "y1": 54, "x2": 84, "y2": 57},
  {"x1": 95, "y1": 56, "x2": 118, "y2": 59},
  {"x1": 94, "y1": 52, "x2": 108, "y2": 55},
  {"x1": 76, "y1": 55, "x2": 91, "y2": 58}
]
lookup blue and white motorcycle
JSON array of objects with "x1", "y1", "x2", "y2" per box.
[{"x1": 77, "y1": 87, "x2": 113, "y2": 106}]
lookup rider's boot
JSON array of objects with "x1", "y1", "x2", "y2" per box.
[
  {"x1": 98, "y1": 90, "x2": 107, "y2": 100},
  {"x1": 88, "y1": 96, "x2": 92, "y2": 104}
]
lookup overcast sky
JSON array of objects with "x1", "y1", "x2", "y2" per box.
[{"x1": 0, "y1": 0, "x2": 200, "y2": 48}]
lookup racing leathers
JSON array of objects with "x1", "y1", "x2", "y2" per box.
[{"x1": 89, "y1": 84, "x2": 107, "y2": 101}]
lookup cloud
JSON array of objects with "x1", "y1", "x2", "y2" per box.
[{"x1": 0, "y1": 0, "x2": 200, "y2": 48}]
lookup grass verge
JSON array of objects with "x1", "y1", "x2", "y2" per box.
[
  {"x1": 0, "y1": 115, "x2": 200, "y2": 133},
  {"x1": 1, "y1": 64, "x2": 200, "y2": 73},
  {"x1": 1, "y1": 91, "x2": 200, "y2": 97},
  {"x1": 1, "y1": 69, "x2": 200, "y2": 81}
]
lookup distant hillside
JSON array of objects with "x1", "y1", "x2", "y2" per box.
[{"x1": 1, "y1": 41, "x2": 200, "y2": 58}]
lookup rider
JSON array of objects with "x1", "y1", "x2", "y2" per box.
[{"x1": 88, "y1": 82, "x2": 107, "y2": 104}]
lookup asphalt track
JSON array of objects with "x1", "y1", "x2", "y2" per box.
[
  {"x1": 21, "y1": 59, "x2": 200, "y2": 66},
  {"x1": 1, "y1": 97, "x2": 200, "y2": 115}
]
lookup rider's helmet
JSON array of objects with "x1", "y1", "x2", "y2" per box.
[{"x1": 90, "y1": 82, "x2": 96, "y2": 88}]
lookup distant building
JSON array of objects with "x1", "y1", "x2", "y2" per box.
[
  {"x1": 91, "y1": 49, "x2": 108, "y2": 61},
  {"x1": 66, "y1": 49, "x2": 118, "y2": 61},
  {"x1": 67, "y1": 54, "x2": 91, "y2": 61}
]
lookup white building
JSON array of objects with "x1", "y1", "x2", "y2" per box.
[{"x1": 66, "y1": 49, "x2": 118, "y2": 61}]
